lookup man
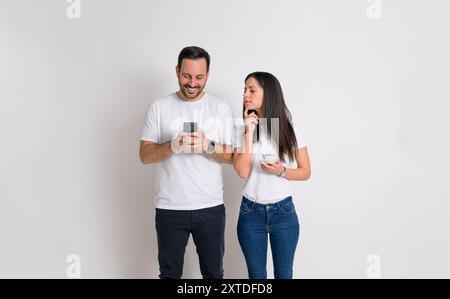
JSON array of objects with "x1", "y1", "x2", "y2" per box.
[{"x1": 139, "y1": 46, "x2": 233, "y2": 279}]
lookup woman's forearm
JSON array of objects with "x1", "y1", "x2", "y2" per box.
[
  {"x1": 233, "y1": 132, "x2": 254, "y2": 179},
  {"x1": 284, "y1": 167, "x2": 311, "y2": 181}
]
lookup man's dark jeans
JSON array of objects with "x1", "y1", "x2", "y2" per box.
[{"x1": 155, "y1": 204, "x2": 226, "y2": 279}]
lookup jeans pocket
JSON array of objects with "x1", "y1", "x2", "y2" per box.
[
  {"x1": 240, "y1": 200, "x2": 251, "y2": 214},
  {"x1": 281, "y1": 202, "x2": 296, "y2": 215}
]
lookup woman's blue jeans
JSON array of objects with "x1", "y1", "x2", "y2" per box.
[{"x1": 237, "y1": 196, "x2": 300, "y2": 279}]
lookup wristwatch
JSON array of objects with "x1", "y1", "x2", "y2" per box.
[
  {"x1": 278, "y1": 166, "x2": 287, "y2": 178},
  {"x1": 205, "y1": 140, "x2": 215, "y2": 154}
]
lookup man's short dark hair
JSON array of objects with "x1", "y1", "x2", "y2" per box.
[{"x1": 177, "y1": 46, "x2": 211, "y2": 70}]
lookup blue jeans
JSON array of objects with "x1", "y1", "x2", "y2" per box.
[{"x1": 237, "y1": 196, "x2": 300, "y2": 279}]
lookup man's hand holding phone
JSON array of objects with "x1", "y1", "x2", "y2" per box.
[{"x1": 172, "y1": 122, "x2": 209, "y2": 154}]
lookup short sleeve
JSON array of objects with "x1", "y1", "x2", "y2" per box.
[
  {"x1": 140, "y1": 102, "x2": 160, "y2": 143},
  {"x1": 294, "y1": 127, "x2": 307, "y2": 149},
  {"x1": 219, "y1": 103, "x2": 234, "y2": 146}
]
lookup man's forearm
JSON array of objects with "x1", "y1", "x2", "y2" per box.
[
  {"x1": 140, "y1": 140, "x2": 233, "y2": 165},
  {"x1": 208, "y1": 144, "x2": 233, "y2": 164},
  {"x1": 140, "y1": 141, "x2": 174, "y2": 164}
]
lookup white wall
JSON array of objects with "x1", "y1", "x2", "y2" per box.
[{"x1": 0, "y1": 0, "x2": 449, "y2": 278}]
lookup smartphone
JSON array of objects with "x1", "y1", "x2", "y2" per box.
[
  {"x1": 262, "y1": 154, "x2": 278, "y2": 165},
  {"x1": 183, "y1": 122, "x2": 198, "y2": 133}
]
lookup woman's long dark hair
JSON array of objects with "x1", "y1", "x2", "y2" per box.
[{"x1": 244, "y1": 72, "x2": 298, "y2": 162}]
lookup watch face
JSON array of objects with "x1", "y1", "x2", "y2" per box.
[{"x1": 207, "y1": 141, "x2": 215, "y2": 153}]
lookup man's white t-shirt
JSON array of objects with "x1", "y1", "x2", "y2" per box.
[
  {"x1": 234, "y1": 125, "x2": 307, "y2": 204},
  {"x1": 141, "y1": 92, "x2": 233, "y2": 210}
]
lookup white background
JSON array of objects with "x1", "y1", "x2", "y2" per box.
[{"x1": 0, "y1": 0, "x2": 449, "y2": 278}]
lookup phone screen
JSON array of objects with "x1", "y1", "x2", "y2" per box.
[{"x1": 183, "y1": 122, "x2": 198, "y2": 133}]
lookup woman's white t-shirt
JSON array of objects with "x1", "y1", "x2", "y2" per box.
[{"x1": 234, "y1": 125, "x2": 307, "y2": 204}]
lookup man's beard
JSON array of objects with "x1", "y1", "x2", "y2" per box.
[{"x1": 179, "y1": 83, "x2": 205, "y2": 100}]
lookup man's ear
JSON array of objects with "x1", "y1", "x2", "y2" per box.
[
  {"x1": 206, "y1": 69, "x2": 210, "y2": 80},
  {"x1": 176, "y1": 66, "x2": 180, "y2": 77}
]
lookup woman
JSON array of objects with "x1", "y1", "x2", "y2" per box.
[{"x1": 233, "y1": 72, "x2": 311, "y2": 279}]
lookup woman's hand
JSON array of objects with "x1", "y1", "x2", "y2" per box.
[
  {"x1": 244, "y1": 108, "x2": 258, "y2": 134},
  {"x1": 260, "y1": 160, "x2": 284, "y2": 176}
]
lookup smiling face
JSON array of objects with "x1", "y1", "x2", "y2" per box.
[
  {"x1": 244, "y1": 76, "x2": 264, "y2": 113},
  {"x1": 176, "y1": 58, "x2": 209, "y2": 101}
]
